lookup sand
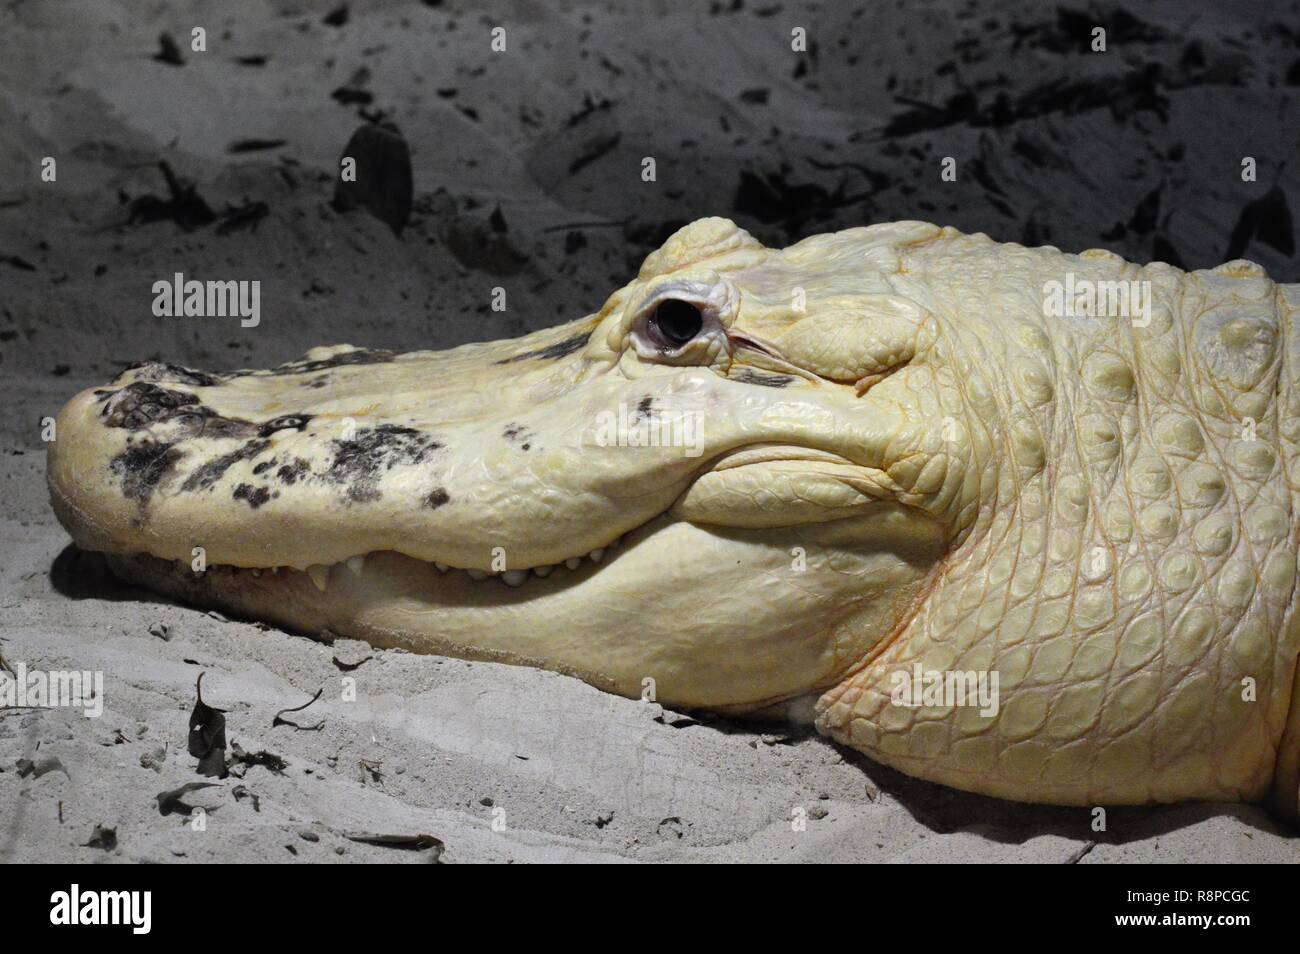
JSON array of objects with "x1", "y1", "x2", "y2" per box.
[{"x1": 0, "y1": 0, "x2": 1296, "y2": 862}]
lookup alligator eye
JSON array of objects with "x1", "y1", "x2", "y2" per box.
[{"x1": 649, "y1": 299, "x2": 703, "y2": 348}]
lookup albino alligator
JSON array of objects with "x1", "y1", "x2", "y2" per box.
[{"x1": 48, "y1": 218, "x2": 1300, "y2": 818}]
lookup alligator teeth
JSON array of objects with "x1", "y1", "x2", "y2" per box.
[
  {"x1": 306, "y1": 564, "x2": 330, "y2": 592},
  {"x1": 201, "y1": 537, "x2": 630, "y2": 588},
  {"x1": 427, "y1": 538, "x2": 628, "y2": 583}
]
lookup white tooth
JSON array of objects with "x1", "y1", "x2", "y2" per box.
[
  {"x1": 435, "y1": 562, "x2": 450, "y2": 573},
  {"x1": 466, "y1": 568, "x2": 490, "y2": 581},
  {"x1": 588, "y1": 548, "x2": 605, "y2": 562},
  {"x1": 564, "y1": 557, "x2": 582, "y2": 570},
  {"x1": 346, "y1": 555, "x2": 366, "y2": 574},
  {"x1": 533, "y1": 564, "x2": 554, "y2": 578},
  {"x1": 501, "y1": 569, "x2": 528, "y2": 586},
  {"x1": 250, "y1": 568, "x2": 263, "y2": 578},
  {"x1": 306, "y1": 564, "x2": 329, "y2": 592}
]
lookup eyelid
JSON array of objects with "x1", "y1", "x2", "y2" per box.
[
  {"x1": 607, "y1": 274, "x2": 738, "y2": 363},
  {"x1": 629, "y1": 296, "x2": 726, "y2": 360}
]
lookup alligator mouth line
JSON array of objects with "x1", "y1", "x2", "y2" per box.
[
  {"x1": 126, "y1": 445, "x2": 853, "y2": 594},
  {"x1": 147, "y1": 534, "x2": 630, "y2": 592}
]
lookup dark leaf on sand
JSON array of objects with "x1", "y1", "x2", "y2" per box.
[
  {"x1": 1256, "y1": 189, "x2": 1295, "y2": 255},
  {"x1": 273, "y1": 688, "x2": 324, "y2": 730},
  {"x1": 82, "y1": 824, "x2": 117, "y2": 850},
  {"x1": 331, "y1": 86, "x2": 374, "y2": 105},
  {"x1": 323, "y1": 4, "x2": 349, "y2": 27},
  {"x1": 232, "y1": 785, "x2": 261, "y2": 812},
  {"x1": 230, "y1": 742, "x2": 288, "y2": 774},
  {"x1": 154, "y1": 33, "x2": 184, "y2": 66},
  {"x1": 331, "y1": 68, "x2": 374, "y2": 107},
  {"x1": 227, "y1": 139, "x2": 287, "y2": 154},
  {"x1": 127, "y1": 161, "x2": 215, "y2": 231},
  {"x1": 332, "y1": 122, "x2": 413, "y2": 236},
  {"x1": 156, "y1": 782, "x2": 219, "y2": 817},
  {"x1": 1, "y1": 255, "x2": 36, "y2": 271},
  {"x1": 344, "y1": 831, "x2": 445, "y2": 859},
  {"x1": 189, "y1": 672, "x2": 227, "y2": 778},
  {"x1": 1225, "y1": 186, "x2": 1294, "y2": 260},
  {"x1": 567, "y1": 133, "x2": 621, "y2": 176}
]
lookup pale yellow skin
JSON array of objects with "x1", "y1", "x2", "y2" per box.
[{"x1": 48, "y1": 219, "x2": 1300, "y2": 817}]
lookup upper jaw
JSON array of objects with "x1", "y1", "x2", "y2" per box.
[{"x1": 47, "y1": 311, "x2": 903, "y2": 577}]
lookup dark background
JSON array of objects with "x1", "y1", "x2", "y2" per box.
[{"x1": 1, "y1": 0, "x2": 1295, "y2": 403}]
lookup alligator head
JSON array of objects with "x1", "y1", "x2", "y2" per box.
[{"x1": 47, "y1": 218, "x2": 1300, "y2": 817}]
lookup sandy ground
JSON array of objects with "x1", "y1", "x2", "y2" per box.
[{"x1": 1, "y1": 0, "x2": 1298, "y2": 862}]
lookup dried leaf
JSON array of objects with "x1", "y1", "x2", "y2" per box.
[{"x1": 188, "y1": 672, "x2": 227, "y2": 778}]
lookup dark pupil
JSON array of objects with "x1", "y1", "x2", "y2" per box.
[{"x1": 652, "y1": 299, "x2": 703, "y2": 346}]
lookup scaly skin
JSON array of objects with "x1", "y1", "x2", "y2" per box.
[{"x1": 46, "y1": 219, "x2": 1300, "y2": 817}]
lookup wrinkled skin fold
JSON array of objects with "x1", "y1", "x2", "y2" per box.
[{"x1": 47, "y1": 218, "x2": 1300, "y2": 818}]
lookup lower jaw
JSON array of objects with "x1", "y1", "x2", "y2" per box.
[
  {"x1": 101, "y1": 509, "x2": 940, "y2": 710},
  {"x1": 103, "y1": 524, "x2": 647, "y2": 662}
]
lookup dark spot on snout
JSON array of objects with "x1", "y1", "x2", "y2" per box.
[
  {"x1": 181, "y1": 413, "x2": 257, "y2": 440},
  {"x1": 732, "y1": 369, "x2": 794, "y2": 388},
  {"x1": 99, "y1": 383, "x2": 198, "y2": 428},
  {"x1": 325, "y1": 425, "x2": 444, "y2": 503},
  {"x1": 276, "y1": 458, "x2": 311, "y2": 485},
  {"x1": 262, "y1": 348, "x2": 396, "y2": 376},
  {"x1": 116, "y1": 361, "x2": 224, "y2": 388},
  {"x1": 633, "y1": 395, "x2": 654, "y2": 422},
  {"x1": 257, "y1": 414, "x2": 314, "y2": 437},
  {"x1": 503, "y1": 423, "x2": 534, "y2": 450},
  {"x1": 424, "y1": 488, "x2": 451, "y2": 509},
  {"x1": 180, "y1": 439, "x2": 271, "y2": 492},
  {"x1": 109, "y1": 440, "x2": 182, "y2": 504},
  {"x1": 233, "y1": 483, "x2": 272, "y2": 508},
  {"x1": 98, "y1": 382, "x2": 258, "y2": 438},
  {"x1": 496, "y1": 331, "x2": 590, "y2": 364}
]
